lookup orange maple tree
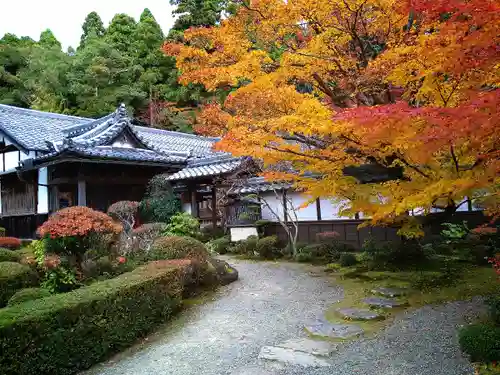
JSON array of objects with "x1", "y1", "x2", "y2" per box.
[{"x1": 165, "y1": 0, "x2": 500, "y2": 235}]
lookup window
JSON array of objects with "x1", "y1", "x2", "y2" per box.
[{"x1": 37, "y1": 168, "x2": 49, "y2": 214}]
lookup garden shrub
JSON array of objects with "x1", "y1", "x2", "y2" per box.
[
  {"x1": 7, "y1": 287, "x2": 51, "y2": 306},
  {"x1": 256, "y1": 236, "x2": 281, "y2": 259},
  {"x1": 0, "y1": 237, "x2": 22, "y2": 250},
  {"x1": 207, "y1": 236, "x2": 231, "y2": 255},
  {"x1": 139, "y1": 176, "x2": 181, "y2": 223},
  {"x1": 300, "y1": 243, "x2": 342, "y2": 263},
  {"x1": 339, "y1": 253, "x2": 358, "y2": 267},
  {"x1": 198, "y1": 225, "x2": 225, "y2": 242},
  {"x1": 229, "y1": 235, "x2": 259, "y2": 255},
  {"x1": 132, "y1": 222, "x2": 167, "y2": 253},
  {"x1": 164, "y1": 212, "x2": 201, "y2": 238},
  {"x1": 362, "y1": 237, "x2": 429, "y2": 270},
  {"x1": 0, "y1": 262, "x2": 38, "y2": 306},
  {"x1": 0, "y1": 262, "x2": 185, "y2": 375},
  {"x1": 38, "y1": 206, "x2": 122, "y2": 268},
  {"x1": 150, "y1": 236, "x2": 209, "y2": 265},
  {"x1": 487, "y1": 296, "x2": 500, "y2": 325},
  {"x1": 0, "y1": 248, "x2": 20, "y2": 262},
  {"x1": 107, "y1": 201, "x2": 139, "y2": 233},
  {"x1": 459, "y1": 324, "x2": 500, "y2": 362},
  {"x1": 0, "y1": 226, "x2": 6, "y2": 237}
]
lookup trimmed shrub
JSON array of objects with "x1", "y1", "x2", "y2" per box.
[
  {"x1": 198, "y1": 225, "x2": 225, "y2": 242},
  {"x1": 487, "y1": 296, "x2": 500, "y2": 325},
  {"x1": 300, "y1": 243, "x2": 342, "y2": 263},
  {"x1": 229, "y1": 235, "x2": 258, "y2": 255},
  {"x1": 339, "y1": 253, "x2": 358, "y2": 267},
  {"x1": 256, "y1": 236, "x2": 281, "y2": 259},
  {"x1": 0, "y1": 249, "x2": 21, "y2": 262},
  {"x1": 362, "y1": 238, "x2": 429, "y2": 270},
  {"x1": 0, "y1": 262, "x2": 38, "y2": 306},
  {"x1": 207, "y1": 237, "x2": 231, "y2": 255},
  {"x1": 0, "y1": 227, "x2": 6, "y2": 237},
  {"x1": 0, "y1": 262, "x2": 184, "y2": 375},
  {"x1": 164, "y1": 212, "x2": 200, "y2": 238},
  {"x1": 0, "y1": 237, "x2": 21, "y2": 250},
  {"x1": 38, "y1": 207, "x2": 122, "y2": 267},
  {"x1": 132, "y1": 223, "x2": 167, "y2": 253},
  {"x1": 7, "y1": 287, "x2": 51, "y2": 306},
  {"x1": 459, "y1": 324, "x2": 500, "y2": 362},
  {"x1": 107, "y1": 201, "x2": 139, "y2": 233},
  {"x1": 149, "y1": 236, "x2": 209, "y2": 264}
]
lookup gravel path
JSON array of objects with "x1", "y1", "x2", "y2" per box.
[{"x1": 84, "y1": 257, "x2": 481, "y2": 375}]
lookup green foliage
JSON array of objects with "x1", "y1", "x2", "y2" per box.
[
  {"x1": 255, "y1": 236, "x2": 281, "y2": 259},
  {"x1": 0, "y1": 227, "x2": 6, "y2": 237},
  {"x1": 459, "y1": 324, "x2": 500, "y2": 362},
  {"x1": 0, "y1": 263, "x2": 183, "y2": 375},
  {"x1": 0, "y1": 249, "x2": 20, "y2": 262},
  {"x1": 299, "y1": 243, "x2": 342, "y2": 263},
  {"x1": 361, "y1": 237, "x2": 429, "y2": 270},
  {"x1": 487, "y1": 296, "x2": 500, "y2": 325},
  {"x1": 0, "y1": 262, "x2": 38, "y2": 306},
  {"x1": 207, "y1": 236, "x2": 231, "y2": 255},
  {"x1": 165, "y1": 212, "x2": 201, "y2": 238},
  {"x1": 441, "y1": 221, "x2": 470, "y2": 242},
  {"x1": 41, "y1": 267, "x2": 78, "y2": 294},
  {"x1": 339, "y1": 253, "x2": 358, "y2": 267},
  {"x1": 229, "y1": 235, "x2": 259, "y2": 255},
  {"x1": 150, "y1": 236, "x2": 209, "y2": 264},
  {"x1": 29, "y1": 239, "x2": 46, "y2": 266},
  {"x1": 139, "y1": 176, "x2": 182, "y2": 223},
  {"x1": 79, "y1": 11, "x2": 105, "y2": 49},
  {"x1": 7, "y1": 287, "x2": 51, "y2": 306}
]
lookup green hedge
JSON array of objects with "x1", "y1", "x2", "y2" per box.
[
  {"x1": 459, "y1": 323, "x2": 500, "y2": 362},
  {"x1": 0, "y1": 262, "x2": 185, "y2": 375},
  {"x1": 7, "y1": 287, "x2": 51, "y2": 306},
  {"x1": 0, "y1": 249, "x2": 21, "y2": 262},
  {"x1": 0, "y1": 262, "x2": 38, "y2": 307}
]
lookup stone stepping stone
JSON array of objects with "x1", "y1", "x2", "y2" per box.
[
  {"x1": 258, "y1": 346, "x2": 331, "y2": 368},
  {"x1": 363, "y1": 297, "x2": 407, "y2": 308},
  {"x1": 371, "y1": 287, "x2": 405, "y2": 297},
  {"x1": 276, "y1": 338, "x2": 337, "y2": 356},
  {"x1": 305, "y1": 320, "x2": 363, "y2": 339},
  {"x1": 336, "y1": 308, "x2": 383, "y2": 321}
]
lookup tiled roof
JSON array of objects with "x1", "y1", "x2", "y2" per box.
[
  {"x1": 133, "y1": 126, "x2": 219, "y2": 157},
  {"x1": 228, "y1": 177, "x2": 293, "y2": 194},
  {"x1": 0, "y1": 104, "x2": 91, "y2": 151},
  {"x1": 167, "y1": 157, "x2": 243, "y2": 181},
  {"x1": 23, "y1": 144, "x2": 187, "y2": 168},
  {"x1": 0, "y1": 103, "x2": 245, "y2": 179}
]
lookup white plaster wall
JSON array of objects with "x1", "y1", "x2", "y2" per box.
[
  {"x1": 260, "y1": 191, "x2": 285, "y2": 221},
  {"x1": 182, "y1": 202, "x2": 192, "y2": 215},
  {"x1": 230, "y1": 226, "x2": 258, "y2": 242},
  {"x1": 287, "y1": 192, "x2": 317, "y2": 221},
  {"x1": 37, "y1": 167, "x2": 49, "y2": 214},
  {"x1": 319, "y1": 198, "x2": 351, "y2": 220},
  {"x1": 4, "y1": 151, "x2": 19, "y2": 171}
]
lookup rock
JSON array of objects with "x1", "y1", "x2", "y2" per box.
[
  {"x1": 209, "y1": 258, "x2": 239, "y2": 285},
  {"x1": 276, "y1": 338, "x2": 337, "y2": 356},
  {"x1": 258, "y1": 346, "x2": 331, "y2": 368},
  {"x1": 305, "y1": 320, "x2": 364, "y2": 339},
  {"x1": 337, "y1": 308, "x2": 383, "y2": 321},
  {"x1": 363, "y1": 297, "x2": 407, "y2": 308},
  {"x1": 371, "y1": 287, "x2": 405, "y2": 297}
]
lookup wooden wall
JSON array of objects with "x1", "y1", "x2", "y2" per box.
[
  {"x1": 1, "y1": 172, "x2": 36, "y2": 216},
  {"x1": 263, "y1": 211, "x2": 491, "y2": 248}
]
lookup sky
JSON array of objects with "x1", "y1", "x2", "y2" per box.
[{"x1": 0, "y1": 0, "x2": 176, "y2": 49}]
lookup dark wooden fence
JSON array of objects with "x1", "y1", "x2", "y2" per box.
[
  {"x1": 0, "y1": 214, "x2": 48, "y2": 239},
  {"x1": 263, "y1": 211, "x2": 491, "y2": 248}
]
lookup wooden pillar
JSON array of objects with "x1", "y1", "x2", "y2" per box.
[
  {"x1": 77, "y1": 180, "x2": 87, "y2": 206},
  {"x1": 316, "y1": 198, "x2": 322, "y2": 221},
  {"x1": 211, "y1": 186, "x2": 217, "y2": 229},
  {"x1": 190, "y1": 186, "x2": 199, "y2": 218}
]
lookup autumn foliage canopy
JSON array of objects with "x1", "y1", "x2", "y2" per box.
[
  {"x1": 38, "y1": 206, "x2": 122, "y2": 239},
  {"x1": 165, "y1": 0, "x2": 500, "y2": 235}
]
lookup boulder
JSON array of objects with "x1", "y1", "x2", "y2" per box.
[{"x1": 208, "y1": 258, "x2": 239, "y2": 285}]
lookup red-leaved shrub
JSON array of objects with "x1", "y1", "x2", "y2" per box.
[
  {"x1": 0, "y1": 237, "x2": 22, "y2": 250},
  {"x1": 38, "y1": 206, "x2": 122, "y2": 239}
]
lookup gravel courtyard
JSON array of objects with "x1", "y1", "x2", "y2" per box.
[{"x1": 84, "y1": 257, "x2": 480, "y2": 375}]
